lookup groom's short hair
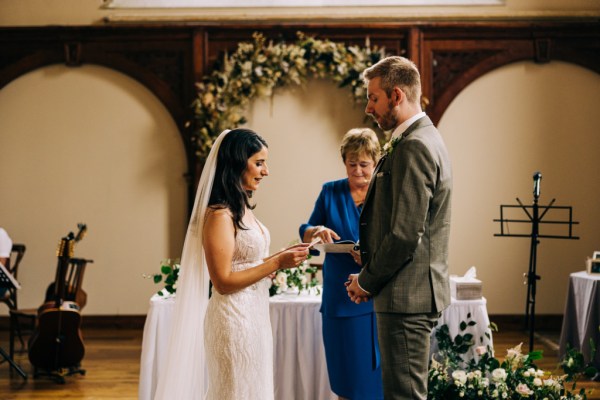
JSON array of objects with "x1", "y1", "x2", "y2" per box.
[{"x1": 363, "y1": 56, "x2": 422, "y2": 105}]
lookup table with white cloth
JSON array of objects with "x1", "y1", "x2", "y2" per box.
[
  {"x1": 138, "y1": 291, "x2": 492, "y2": 400},
  {"x1": 559, "y1": 271, "x2": 600, "y2": 368},
  {"x1": 138, "y1": 294, "x2": 176, "y2": 400},
  {"x1": 138, "y1": 290, "x2": 336, "y2": 400},
  {"x1": 269, "y1": 290, "x2": 336, "y2": 400},
  {"x1": 430, "y1": 297, "x2": 494, "y2": 360}
]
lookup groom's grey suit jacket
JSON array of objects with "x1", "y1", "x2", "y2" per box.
[{"x1": 358, "y1": 115, "x2": 452, "y2": 314}]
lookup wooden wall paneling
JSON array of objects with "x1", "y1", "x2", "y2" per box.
[
  {"x1": 200, "y1": 24, "x2": 410, "y2": 77},
  {"x1": 418, "y1": 22, "x2": 600, "y2": 124},
  {"x1": 1, "y1": 21, "x2": 599, "y2": 198}
]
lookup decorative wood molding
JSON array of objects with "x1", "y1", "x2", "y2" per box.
[{"x1": 1, "y1": 21, "x2": 598, "y2": 206}]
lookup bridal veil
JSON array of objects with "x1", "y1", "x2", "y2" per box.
[{"x1": 153, "y1": 129, "x2": 230, "y2": 400}]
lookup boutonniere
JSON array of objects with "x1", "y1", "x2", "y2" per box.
[{"x1": 382, "y1": 136, "x2": 401, "y2": 156}]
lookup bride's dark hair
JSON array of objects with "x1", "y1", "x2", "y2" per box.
[{"x1": 208, "y1": 128, "x2": 268, "y2": 230}]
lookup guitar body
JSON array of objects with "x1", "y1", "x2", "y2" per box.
[
  {"x1": 44, "y1": 283, "x2": 87, "y2": 310},
  {"x1": 28, "y1": 224, "x2": 88, "y2": 374},
  {"x1": 28, "y1": 301, "x2": 85, "y2": 370}
]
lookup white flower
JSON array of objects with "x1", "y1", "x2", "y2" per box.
[
  {"x1": 515, "y1": 383, "x2": 533, "y2": 396},
  {"x1": 382, "y1": 136, "x2": 401, "y2": 156},
  {"x1": 533, "y1": 377, "x2": 543, "y2": 387},
  {"x1": 491, "y1": 368, "x2": 507, "y2": 382},
  {"x1": 535, "y1": 369, "x2": 545, "y2": 377},
  {"x1": 275, "y1": 271, "x2": 287, "y2": 286},
  {"x1": 452, "y1": 370, "x2": 467, "y2": 385},
  {"x1": 475, "y1": 346, "x2": 487, "y2": 356}
]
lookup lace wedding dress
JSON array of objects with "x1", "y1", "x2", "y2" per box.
[{"x1": 204, "y1": 219, "x2": 274, "y2": 400}]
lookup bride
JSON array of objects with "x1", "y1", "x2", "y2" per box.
[{"x1": 154, "y1": 128, "x2": 310, "y2": 399}]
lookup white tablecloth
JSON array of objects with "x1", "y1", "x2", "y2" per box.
[
  {"x1": 138, "y1": 290, "x2": 335, "y2": 400},
  {"x1": 138, "y1": 294, "x2": 176, "y2": 400},
  {"x1": 139, "y1": 292, "x2": 492, "y2": 399},
  {"x1": 270, "y1": 291, "x2": 336, "y2": 400},
  {"x1": 431, "y1": 297, "x2": 494, "y2": 360},
  {"x1": 559, "y1": 271, "x2": 600, "y2": 367}
]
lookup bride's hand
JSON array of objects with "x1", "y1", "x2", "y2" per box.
[{"x1": 276, "y1": 243, "x2": 310, "y2": 270}]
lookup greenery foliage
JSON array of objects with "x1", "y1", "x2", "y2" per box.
[
  {"x1": 268, "y1": 259, "x2": 320, "y2": 297},
  {"x1": 428, "y1": 316, "x2": 597, "y2": 399},
  {"x1": 149, "y1": 258, "x2": 180, "y2": 296},
  {"x1": 191, "y1": 31, "x2": 385, "y2": 159}
]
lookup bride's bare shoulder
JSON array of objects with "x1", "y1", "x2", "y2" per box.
[{"x1": 205, "y1": 205, "x2": 233, "y2": 221}]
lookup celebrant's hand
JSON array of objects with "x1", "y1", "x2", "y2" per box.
[{"x1": 311, "y1": 225, "x2": 340, "y2": 244}]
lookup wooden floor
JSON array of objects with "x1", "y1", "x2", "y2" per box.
[{"x1": 0, "y1": 327, "x2": 598, "y2": 399}]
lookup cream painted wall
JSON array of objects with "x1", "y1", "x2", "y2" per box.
[
  {"x1": 0, "y1": 64, "x2": 187, "y2": 315},
  {"x1": 247, "y1": 80, "x2": 369, "y2": 254},
  {"x1": 438, "y1": 61, "x2": 600, "y2": 314},
  {"x1": 0, "y1": 61, "x2": 598, "y2": 316},
  {"x1": 241, "y1": 61, "x2": 600, "y2": 316},
  {"x1": 0, "y1": 0, "x2": 598, "y2": 26},
  {"x1": 0, "y1": 1, "x2": 599, "y2": 317}
]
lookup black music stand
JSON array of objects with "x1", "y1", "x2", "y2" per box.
[
  {"x1": 494, "y1": 172, "x2": 579, "y2": 352},
  {"x1": 0, "y1": 263, "x2": 27, "y2": 379}
]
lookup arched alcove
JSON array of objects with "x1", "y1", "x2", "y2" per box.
[
  {"x1": 247, "y1": 79, "x2": 367, "y2": 253},
  {"x1": 0, "y1": 64, "x2": 188, "y2": 315},
  {"x1": 438, "y1": 60, "x2": 600, "y2": 315}
]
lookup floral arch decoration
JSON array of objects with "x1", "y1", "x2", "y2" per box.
[{"x1": 191, "y1": 32, "x2": 386, "y2": 159}]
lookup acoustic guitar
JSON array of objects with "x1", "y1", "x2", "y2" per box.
[
  {"x1": 43, "y1": 225, "x2": 89, "y2": 310},
  {"x1": 28, "y1": 224, "x2": 86, "y2": 371}
]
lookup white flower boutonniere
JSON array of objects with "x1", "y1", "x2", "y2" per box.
[{"x1": 383, "y1": 136, "x2": 401, "y2": 156}]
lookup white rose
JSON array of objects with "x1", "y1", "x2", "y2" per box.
[
  {"x1": 491, "y1": 368, "x2": 507, "y2": 382},
  {"x1": 275, "y1": 272, "x2": 287, "y2": 286},
  {"x1": 475, "y1": 346, "x2": 487, "y2": 356},
  {"x1": 533, "y1": 378, "x2": 543, "y2": 387},
  {"x1": 452, "y1": 370, "x2": 467, "y2": 385},
  {"x1": 515, "y1": 383, "x2": 533, "y2": 396}
]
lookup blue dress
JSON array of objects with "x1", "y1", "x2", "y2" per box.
[{"x1": 300, "y1": 179, "x2": 383, "y2": 400}]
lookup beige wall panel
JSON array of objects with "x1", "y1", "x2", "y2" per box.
[
  {"x1": 439, "y1": 61, "x2": 600, "y2": 315},
  {"x1": 0, "y1": 64, "x2": 187, "y2": 315}
]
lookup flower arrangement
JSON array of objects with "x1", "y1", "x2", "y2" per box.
[
  {"x1": 428, "y1": 318, "x2": 597, "y2": 399},
  {"x1": 192, "y1": 31, "x2": 386, "y2": 159},
  {"x1": 146, "y1": 258, "x2": 180, "y2": 296},
  {"x1": 269, "y1": 259, "x2": 320, "y2": 296},
  {"x1": 382, "y1": 136, "x2": 401, "y2": 156}
]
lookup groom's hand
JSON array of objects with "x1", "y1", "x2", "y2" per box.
[{"x1": 345, "y1": 273, "x2": 370, "y2": 304}]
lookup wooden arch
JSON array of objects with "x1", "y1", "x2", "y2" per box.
[{"x1": 1, "y1": 21, "x2": 599, "y2": 193}]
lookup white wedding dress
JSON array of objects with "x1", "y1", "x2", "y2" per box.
[{"x1": 204, "y1": 219, "x2": 274, "y2": 400}]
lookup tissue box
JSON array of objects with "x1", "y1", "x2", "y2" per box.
[{"x1": 450, "y1": 276, "x2": 483, "y2": 300}]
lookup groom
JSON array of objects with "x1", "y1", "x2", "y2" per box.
[{"x1": 346, "y1": 56, "x2": 452, "y2": 399}]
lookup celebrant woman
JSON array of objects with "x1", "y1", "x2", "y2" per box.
[
  {"x1": 299, "y1": 127, "x2": 384, "y2": 400},
  {"x1": 154, "y1": 128, "x2": 311, "y2": 400}
]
